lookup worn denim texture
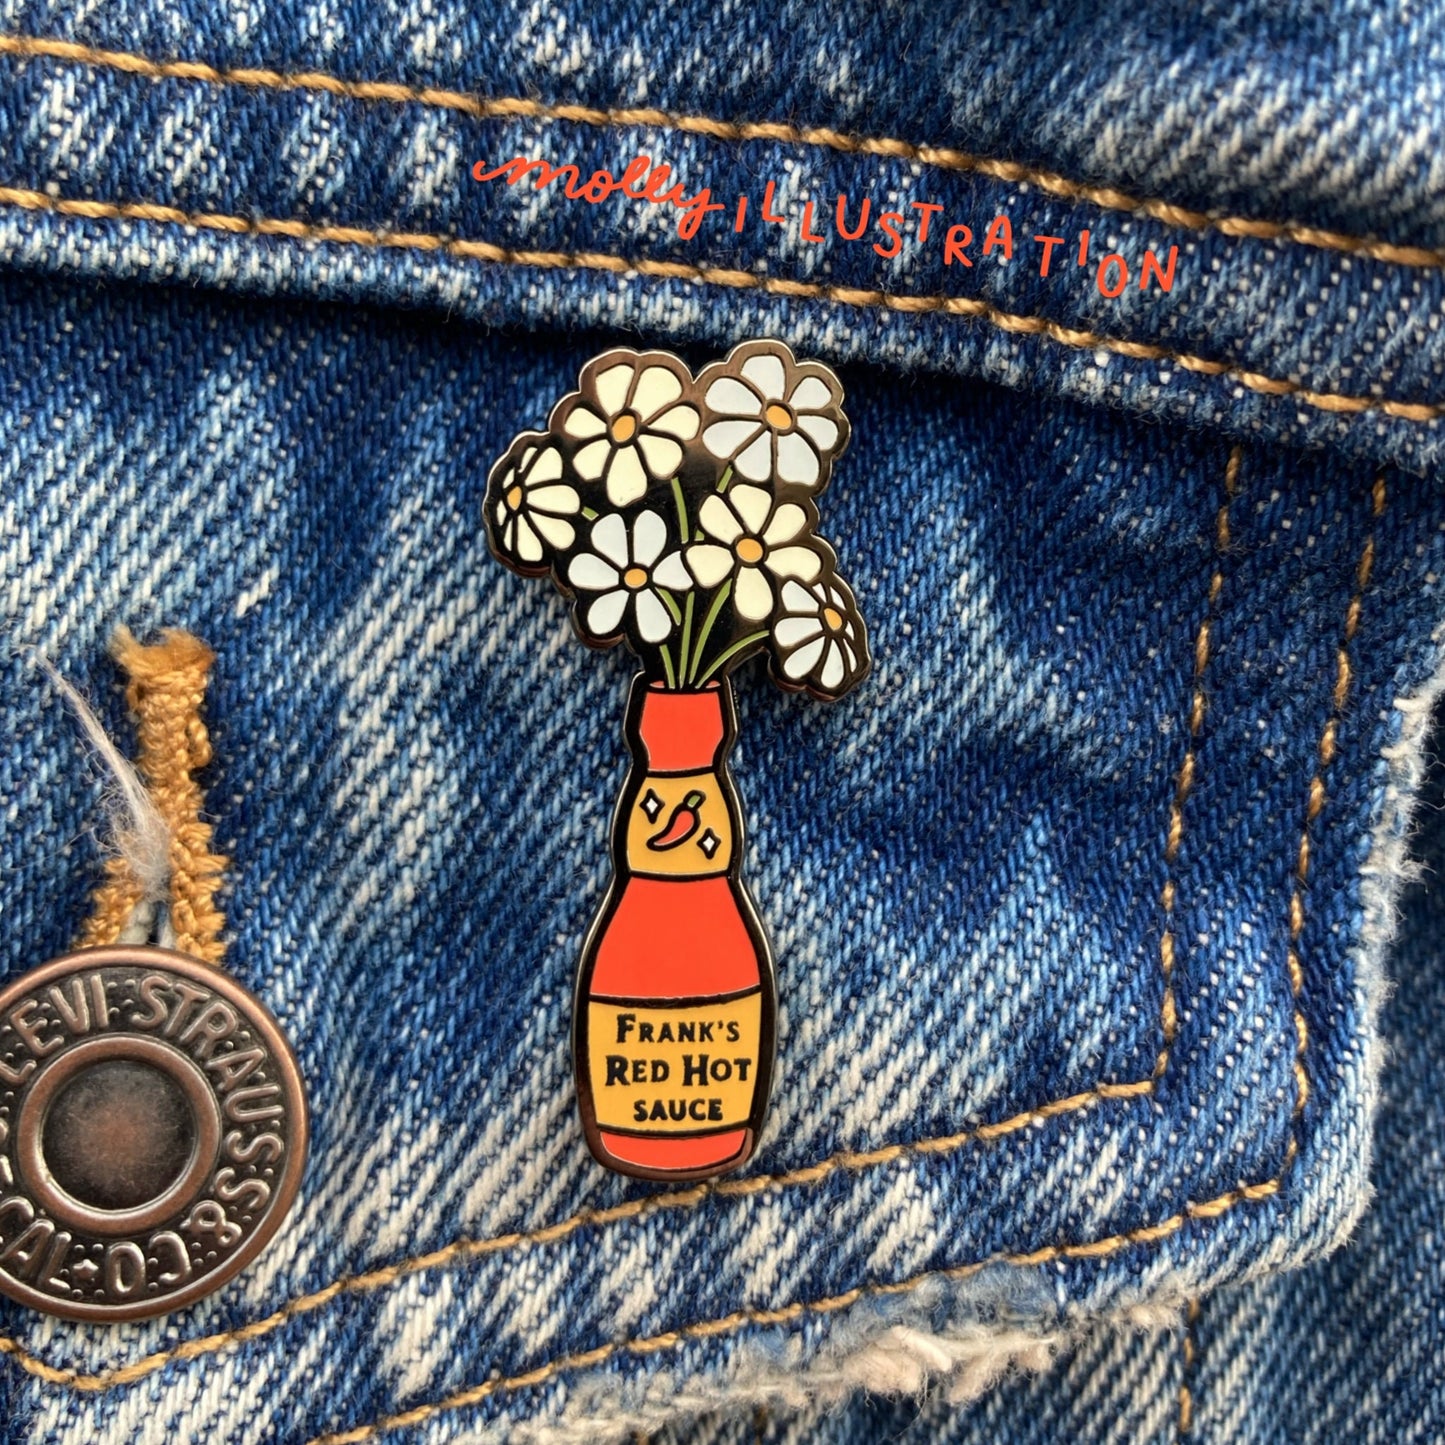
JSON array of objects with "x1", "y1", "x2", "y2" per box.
[
  {"x1": 696, "y1": 709, "x2": 1445, "y2": 1445},
  {"x1": 1, "y1": 3, "x2": 1444, "y2": 1442},
  {"x1": 1, "y1": 6, "x2": 1445, "y2": 474}
]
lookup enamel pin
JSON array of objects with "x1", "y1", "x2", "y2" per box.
[{"x1": 485, "y1": 340, "x2": 869, "y2": 1181}]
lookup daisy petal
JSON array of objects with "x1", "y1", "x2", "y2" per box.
[
  {"x1": 730, "y1": 484, "x2": 772, "y2": 535},
  {"x1": 734, "y1": 430, "x2": 773, "y2": 481},
  {"x1": 776, "y1": 430, "x2": 821, "y2": 486},
  {"x1": 740, "y1": 352, "x2": 786, "y2": 399},
  {"x1": 593, "y1": 362, "x2": 634, "y2": 416},
  {"x1": 796, "y1": 413, "x2": 839, "y2": 452},
  {"x1": 699, "y1": 494, "x2": 744, "y2": 545},
  {"x1": 515, "y1": 515, "x2": 542, "y2": 563},
  {"x1": 820, "y1": 641, "x2": 845, "y2": 690},
  {"x1": 590, "y1": 514, "x2": 630, "y2": 568},
  {"x1": 783, "y1": 636, "x2": 826, "y2": 679},
  {"x1": 606, "y1": 445, "x2": 648, "y2": 506},
  {"x1": 636, "y1": 433, "x2": 683, "y2": 479},
  {"x1": 588, "y1": 589, "x2": 628, "y2": 636},
  {"x1": 529, "y1": 484, "x2": 580, "y2": 514},
  {"x1": 704, "y1": 377, "x2": 761, "y2": 416},
  {"x1": 790, "y1": 376, "x2": 834, "y2": 410},
  {"x1": 702, "y1": 418, "x2": 761, "y2": 458},
  {"x1": 774, "y1": 616, "x2": 823, "y2": 648},
  {"x1": 562, "y1": 406, "x2": 607, "y2": 440},
  {"x1": 634, "y1": 589, "x2": 673, "y2": 643},
  {"x1": 532, "y1": 513, "x2": 575, "y2": 549},
  {"x1": 631, "y1": 509, "x2": 668, "y2": 567},
  {"x1": 765, "y1": 545, "x2": 822, "y2": 581},
  {"x1": 573, "y1": 438, "x2": 610, "y2": 480},
  {"x1": 686, "y1": 543, "x2": 735, "y2": 587},
  {"x1": 653, "y1": 552, "x2": 693, "y2": 591},
  {"x1": 650, "y1": 403, "x2": 700, "y2": 440},
  {"x1": 734, "y1": 566, "x2": 773, "y2": 621},
  {"x1": 763, "y1": 502, "x2": 808, "y2": 545},
  {"x1": 533, "y1": 447, "x2": 565, "y2": 481},
  {"x1": 780, "y1": 579, "x2": 816, "y2": 611},
  {"x1": 569, "y1": 552, "x2": 620, "y2": 591},
  {"x1": 632, "y1": 365, "x2": 683, "y2": 417}
]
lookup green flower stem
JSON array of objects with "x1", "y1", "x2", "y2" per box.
[
  {"x1": 697, "y1": 630, "x2": 768, "y2": 686},
  {"x1": 679, "y1": 590, "x2": 695, "y2": 677},
  {"x1": 671, "y1": 476, "x2": 689, "y2": 539},
  {"x1": 717, "y1": 464, "x2": 733, "y2": 493},
  {"x1": 659, "y1": 642, "x2": 677, "y2": 690},
  {"x1": 688, "y1": 579, "x2": 732, "y2": 684},
  {"x1": 656, "y1": 588, "x2": 683, "y2": 625}
]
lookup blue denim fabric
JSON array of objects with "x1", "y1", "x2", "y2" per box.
[
  {"x1": 696, "y1": 707, "x2": 1445, "y2": 1445},
  {"x1": 0, "y1": 5, "x2": 1444, "y2": 474},
  {"x1": 0, "y1": 4, "x2": 1444, "y2": 1443}
]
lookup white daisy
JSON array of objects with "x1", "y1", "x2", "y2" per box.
[
  {"x1": 556, "y1": 351, "x2": 700, "y2": 506},
  {"x1": 567, "y1": 510, "x2": 692, "y2": 644},
  {"x1": 489, "y1": 438, "x2": 580, "y2": 567},
  {"x1": 772, "y1": 576, "x2": 865, "y2": 693},
  {"x1": 685, "y1": 484, "x2": 822, "y2": 621},
  {"x1": 698, "y1": 340, "x2": 848, "y2": 489}
]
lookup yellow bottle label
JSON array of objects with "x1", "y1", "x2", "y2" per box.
[
  {"x1": 587, "y1": 991, "x2": 762, "y2": 1133},
  {"x1": 625, "y1": 770, "x2": 732, "y2": 878}
]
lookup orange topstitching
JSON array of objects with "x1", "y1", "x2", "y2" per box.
[
  {"x1": 0, "y1": 183, "x2": 1438, "y2": 426},
  {"x1": 303, "y1": 472, "x2": 1386, "y2": 1445},
  {"x1": 1177, "y1": 1297, "x2": 1201, "y2": 1437},
  {"x1": 0, "y1": 31, "x2": 1442, "y2": 271},
  {"x1": 1155, "y1": 444, "x2": 1239, "y2": 1080},
  {"x1": 0, "y1": 471, "x2": 1381, "y2": 1445},
  {"x1": 1, "y1": 447, "x2": 1240, "y2": 1402}
]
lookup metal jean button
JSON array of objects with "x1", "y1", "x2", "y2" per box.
[{"x1": 0, "y1": 945, "x2": 306, "y2": 1321}]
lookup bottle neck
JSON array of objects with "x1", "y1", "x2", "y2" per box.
[
  {"x1": 635, "y1": 682, "x2": 727, "y2": 773},
  {"x1": 625, "y1": 681, "x2": 734, "y2": 880}
]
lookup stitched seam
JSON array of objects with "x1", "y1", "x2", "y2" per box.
[
  {"x1": 0, "y1": 1082, "x2": 1157, "y2": 1389},
  {"x1": 1156, "y1": 445, "x2": 1239, "y2": 1078},
  {"x1": 1, "y1": 31, "x2": 1442, "y2": 272},
  {"x1": 287, "y1": 477, "x2": 1384, "y2": 1445},
  {"x1": 0, "y1": 186, "x2": 1439, "y2": 425},
  {"x1": 1281, "y1": 474, "x2": 1387, "y2": 1143},
  {"x1": 0, "y1": 447, "x2": 1236, "y2": 1391},
  {"x1": 305, "y1": 1183, "x2": 1289, "y2": 1445},
  {"x1": 1177, "y1": 1297, "x2": 1200, "y2": 1437}
]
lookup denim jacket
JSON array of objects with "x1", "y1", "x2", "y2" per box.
[{"x1": 2, "y1": 4, "x2": 1444, "y2": 1442}]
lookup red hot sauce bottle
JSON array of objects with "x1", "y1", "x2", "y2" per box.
[{"x1": 574, "y1": 675, "x2": 776, "y2": 1180}]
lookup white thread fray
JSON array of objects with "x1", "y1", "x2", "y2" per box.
[
  {"x1": 500, "y1": 1312, "x2": 1187, "y2": 1444},
  {"x1": 1332, "y1": 624, "x2": 1445, "y2": 1248},
  {"x1": 30, "y1": 650, "x2": 172, "y2": 927}
]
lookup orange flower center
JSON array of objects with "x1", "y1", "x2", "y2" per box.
[
  {"x1": 623, "y1": 566, "x2": 649, "y2": 589},
  {"x1": 735, "y1": 537, "x2": 765, "y2": 564},
  {"x1": 505, "y1": 485, "x2": 524, "y2": 509},
  {"x1": 823, "y1": 606, "x2": 844, "y2": 631},
  {"x1": 764, "y1": 401, "x2": 793, "y2": 430},
  {"x1": 610, "y1": 412, "x2": 638, "y2": 443}
]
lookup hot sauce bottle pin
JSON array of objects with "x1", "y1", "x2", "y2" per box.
[{"x1": 485, "y1": 339, "x2": 869, "y2": 1181}]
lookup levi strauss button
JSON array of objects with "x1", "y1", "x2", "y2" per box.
[{"x1": 0, "y1": 945, "x2": 306, "y2": 1321}]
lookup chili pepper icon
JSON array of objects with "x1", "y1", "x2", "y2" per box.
[{"x1": 646, "y1": 789, "x2": 707, "y2": 851}]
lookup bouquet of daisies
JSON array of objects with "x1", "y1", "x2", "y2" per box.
[{"x1": 485, "y1": 339, "x2": 869, "y2": 697}]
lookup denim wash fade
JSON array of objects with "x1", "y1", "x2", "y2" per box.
[{"x1": 2, "y1": 2, "x2": 1445, "y2": 1442}]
